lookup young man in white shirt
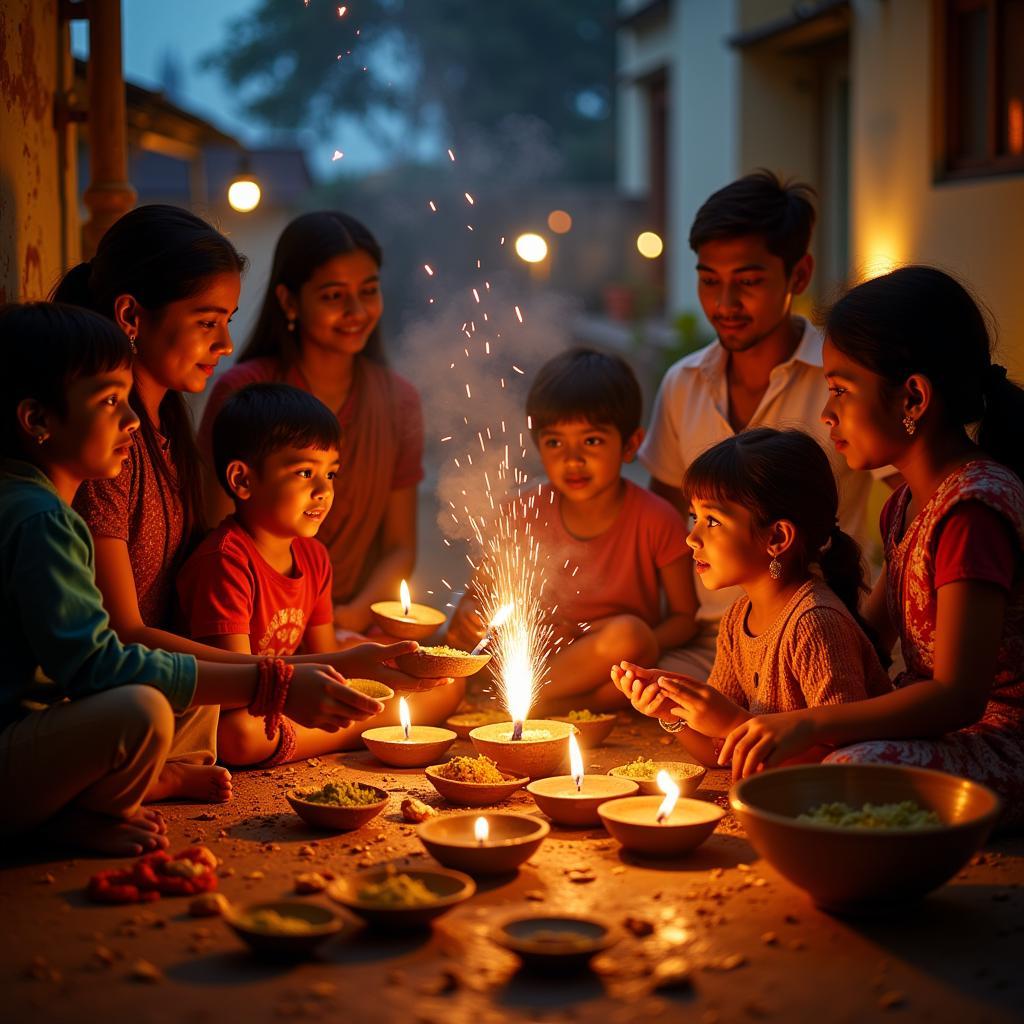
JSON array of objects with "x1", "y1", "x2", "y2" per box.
[{"x1": 639, "y1": 170, "x2": 894, "y2": 680}]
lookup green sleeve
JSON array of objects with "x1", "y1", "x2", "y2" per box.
[{"x1": 10, "y1": 508, "x2": 197, "y2": 711}]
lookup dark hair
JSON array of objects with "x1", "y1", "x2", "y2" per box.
[
  {"x1": 52, "y1": 204, "x2": 247, "y2": 541},
  {"x1": 826, "y1": 266, "x2": 1024, "y2": 480},
  {"x1": 684, "y1": 428, "x2": 885, "y2": 661},
  {"x1": 526, "y1": 347, "x2": 642, "y2": 441},
  {"x1": 238, "y1": 211, "x2": 386, "y2": 368},
  {"x1": 689, "y1": 169, "x2": 816, "y2": 274},
  {"x1": 0, "y1": 302, "x2": 132, "y2": 458},
  {"x1": 212, "y1": 383, "x2": 341, "y2": 496}
]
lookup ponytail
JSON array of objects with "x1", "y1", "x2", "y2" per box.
[
  {"x1": 817, "y1": 524, "x2": 888, "y2": 667},
  {"x1": 977, "y1": 364, "x2": 1024, "y2": 482}
]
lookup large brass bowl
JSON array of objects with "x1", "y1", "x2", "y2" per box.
[{"x1": 730, "y1": 764, "x2": 1000, "y2": 914}]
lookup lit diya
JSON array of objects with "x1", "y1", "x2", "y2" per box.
[
  {"x1": 469, "y1": 631, "x2": 575, "y2": 777},
  {"x1": 598, "y1": 770, "x2": 725, "y2": 857},
  {"x1": 417, "y1": 812, "x2": 549, "y2": 875},
  {"x1": 361, "y1": 697, "x2": 457, "y2": 768},
  {"x1": 527, "y1": 732, "x2": 638, "y2": 826},
  {"x1": 370, "y1": 579, "x2": 447, "y2": 640}
]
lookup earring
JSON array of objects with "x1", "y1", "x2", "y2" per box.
[
  {"x1": 287, "y1": 318, "x2": 296, "y2": 333},
  {"x1": 36, "y1": 433, "x2": 48, "y2": 445},
  {"x1": 902, "y1": 415, "x2": 916, "y2": 436},
  {"x1": 768, "y1": 557, "x2": 782, "y2": 580},
  {"x1": 127, "y1": 331, "x2": 138, "y2": 355}
]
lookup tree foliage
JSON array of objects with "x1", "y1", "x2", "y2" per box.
[{"x1": 204, "y1": 0, "x2": 617, "y2": 180}]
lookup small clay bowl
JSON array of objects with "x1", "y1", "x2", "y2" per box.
[
  {"x1": 599, "y1": 796, "x2": 725, "y2": 857},
  {"x1": 370, "y1": 600, "x2": 447, "y2": 641},
  {"x1": 493, "y1": 913, "x2": 617, "y2": 971},
  {"x1": 361, "y1": 725, "x2": 457, "y2": 768},
  {"x1": 344, "y1": 678, "x2": 395, "y2": 702},
  {"x1": 469, "y1": 719, "x2": 577, "y2": 779},
  {"x1": 445, "y1": 709, "x2": 510, "y2": 740},
  {"x1": 286, "y1": 783, "x2": 388, "y2": 832},
  {"x1": 424, "y1": 763, "x2": 530, "y2": 806},
  {"x1": 328, "y1": 865, "x2": 475, "y2": 928},
  {"x1": 551, "y1": 713, "x2": 617, "y2": 747},
  {"x1": 418, "y1": 812, "x2": 550, "y2": 875},
  {"x1": 225, "y1": 900, "x2": 343, "y2": 958},
  {"x1": 396, "y1": 648, "x2": 491, "y2": 679},
  {"x1": 608, "y1": 761, "x2": 707, "y2": 796},
  {"x1": 731, "y1": 764, "x2": 1001, "y2": 913},
  {"x1": 527, "y1": 775, "x2": 639, "y2": 827}
]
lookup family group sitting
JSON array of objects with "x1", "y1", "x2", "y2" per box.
[{"x1": 2, "y1": 170, "x2": 1021, "y2": 859}]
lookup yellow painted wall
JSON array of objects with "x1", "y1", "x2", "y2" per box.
[
  {"x1": 0, "y1": 0, "x2": 77, "y2": 302},
  {"x1": 851, "y1": 0, "x2": 1024, "y2": 376}
]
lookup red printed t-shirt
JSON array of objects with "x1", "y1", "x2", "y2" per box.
[
  {"x1": 880, "y1": 497, "x2": 1018, "y2": 593},
  {"x1": 74, "y1": 429, "x2": 185, "y2": 630},
  {"x1": 176, "y1": 516, "x2": 334, "y2": 656},
  {"x1": 529, "y1": 480, "x2": 689, "y2": 634}
]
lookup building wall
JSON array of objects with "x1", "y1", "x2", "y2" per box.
[
  {"x1": 850, "y1": 0, "x2": 1024, "y2": 375},
  {"x1": 0, "y1": 0, "x2": 77, "y2": 302}
]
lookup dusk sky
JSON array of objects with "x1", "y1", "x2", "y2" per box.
[{"x1": 72, "y1": 0, "x2": 393, "y2": 177}]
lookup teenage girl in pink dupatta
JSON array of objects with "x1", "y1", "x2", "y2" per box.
[
  {"x1": 718, "y1": 267, "x2": 1024, "y2": 828},
  {"x1": 198, "y1": 213, "x2": 463, "y2": 745}
]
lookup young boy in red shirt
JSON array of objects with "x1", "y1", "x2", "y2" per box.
[
  {"x1": 178, "y1": 383, "x2": 457, "y2": 766},
  {"x1": 447, "y1": 348, "x2": 694, "y2": 712}
]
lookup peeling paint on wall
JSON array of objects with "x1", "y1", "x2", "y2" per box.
[{"x1": 0, "y1": 0, "x2": 74, "y2": 301}]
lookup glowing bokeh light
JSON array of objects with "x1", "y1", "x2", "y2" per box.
[
  {"x1": 227, "y1": 178, "x2": 261, "y2": 213},
  {"x1": 547, "y1": 210, "x2": 572, "y2": 234},
  {"x1": 637, "y1": 231, "x2": 664, "y2": 259},
  {"x1": 515, "y1": 233, "x2": 549, "y2": 263}
]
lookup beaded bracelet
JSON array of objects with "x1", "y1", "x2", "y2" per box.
[{"x1": 249, "y1": 658, "x2": 295, "y2": 741}]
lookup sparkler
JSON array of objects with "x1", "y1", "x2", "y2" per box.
[{"x1": 469, "y1": 601, "x2": 513, "y2": 655}]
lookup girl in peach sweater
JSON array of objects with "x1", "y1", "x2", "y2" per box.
[{"x1": 613, "y1": 428, "x2": 891, "y2": 767}]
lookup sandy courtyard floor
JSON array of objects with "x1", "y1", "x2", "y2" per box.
[{"x1": 2, "y1": 714, "x2": 1023, "y2": 1024}]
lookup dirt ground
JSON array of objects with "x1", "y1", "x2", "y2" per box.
[{"x1": 3, "y1": 712, "x2": 1023, "y2": 1024}]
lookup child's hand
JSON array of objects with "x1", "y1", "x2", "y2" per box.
[
  {"x1": 285, "y1": 664, "x2": 384, "y2": 731},
  {"x1": 610, "y1": 664, "x2": 682, "y2": 725},
  {"x1": 656, "y1": 677, "x2": 749, "y2": 739},
  {"x1": 328, "y1": 641, "x2": 454, "y2": 693},
  {"x1": 719, "y1": 710, "x2": 822, "y2": 781},
  {"x1": 446, "y1": 595, "x2": 487, "y2": 653}
]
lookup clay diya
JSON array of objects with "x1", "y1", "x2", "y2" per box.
[
  {"x1": 286, "y1": 780, "x2": 389, "y2": 832},
  {"x1": 608, "y1": 759, "x2": 706, "y2": 796},
  {"x1": 445, "y1": 707, "x2": 510, "y2": 740},
  {"x1": 469, "y1": 718, "x2": 576, "y2": 779},
  {"x1": 344, "y1": 678, "x2": 395, "y2": 703},
  {"x1": 599, "y1": 771, "x2": 724, "y2": 857},
  {"x1": 527, "y1": 732, "x2": 638, "y2": 826},
  {"x1": 425, "y1": 761, "x2": 530, "y2": 806},
  {"x1": 362, "y1": 697, "x2": 457, "y2": 768},
  {"x1": 225, "y1": 900, "x2": 344, "y2": 958},
  {"x1": 493, "y1": 913, "x2": 617, "y2": 972},
  {"x1": 328, "y1": 864, "x2": 475, "y2": 929},
  {"x1": 370, "y1": 579, "x2": 447, "y2": 641},
  {"x1": 551, "y1": 711, "x2": 617, "y2": 747},
  {"x1": 396, "y1": 645, "x2": 491, "y2": 679},
  {"x1": 417, "y1": 812, "x2": 549, "y2": 875}
]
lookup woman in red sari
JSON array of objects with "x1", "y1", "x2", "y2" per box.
[{"x1": 719, "y1": 267, "x2": 1024, "y2": 827}]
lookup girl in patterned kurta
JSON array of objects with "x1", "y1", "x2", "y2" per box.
[{"x1": 720, "y1": 267, "x2": 1024, "y2": 827}]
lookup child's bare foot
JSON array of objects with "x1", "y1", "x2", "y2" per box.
[
  {"x1": 43, "y1": 807, "x2": 170, "y2": 857},
  {"x1": 146, "y1": 763, "x2": 232, "y2": 803}
]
